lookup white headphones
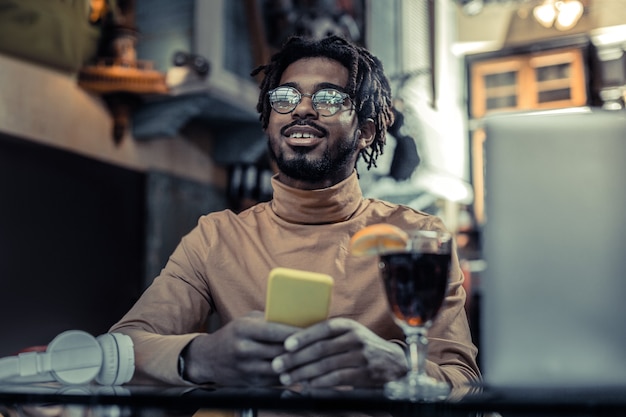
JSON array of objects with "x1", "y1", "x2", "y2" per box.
[{"x1": 0, "y1": 330, "x2": 134, "y2": 385}]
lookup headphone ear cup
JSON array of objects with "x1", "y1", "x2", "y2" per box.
[
  {"x1": 48, "y1": 330, "x2": 103, "y2": 385},
  {"x1": 95, "y1": 333, "x2": 135, "y2": 385}
]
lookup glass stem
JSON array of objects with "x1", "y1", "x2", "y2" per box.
[{"x1": 406, "y1": 329, "x2": 428, "y2": 383}]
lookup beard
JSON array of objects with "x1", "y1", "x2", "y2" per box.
[{"x1": 268, "y1": 132, "x2": 360, "y2": 182}]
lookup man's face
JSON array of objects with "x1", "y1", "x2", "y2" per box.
[{"x1": 265, "y1": 57, "x2": 365, "y2": 189}]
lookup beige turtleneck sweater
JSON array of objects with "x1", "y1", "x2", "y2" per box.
[{"x1": 110, "y1": 172, "x2": 480, "y2": 387}]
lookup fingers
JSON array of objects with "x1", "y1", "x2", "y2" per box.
[
  {"x1": 228, "y1": 317, "x2": 299, "y2": 372},
  {"x1": 275, "y1": 350, "x2": 367, "y2": 386},
  {"x1": 232, "y1": 356, "x2": 281, "y2": 386},
  {"x1": 272, "y1": 326, "x2": 367, "y2": 385},
  {"x1": 283, "y1": 317, "x2": 356, "y2": 351},
  {"x1": 232, "y1": 336, "x2": 286, "y2": 360},
  {"x1": 236, "y1": 312, "x2": 300, "y2": 344}
]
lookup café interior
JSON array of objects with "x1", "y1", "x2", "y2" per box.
[{"x1": 1, "y1": 0, "x2": 626, "y2": 415}]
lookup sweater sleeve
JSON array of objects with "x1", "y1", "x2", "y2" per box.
[{"x1": 109, "y1": 227, "x2": 212, "y2": 385}]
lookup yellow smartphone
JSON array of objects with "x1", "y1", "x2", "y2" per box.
[{"x1": 265, "y1": 267, "x2": 334, "y2": 327}]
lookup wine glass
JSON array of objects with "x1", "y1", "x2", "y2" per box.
[{"x1": 378, "y1": 229, "x2": 453, "y2": 401}]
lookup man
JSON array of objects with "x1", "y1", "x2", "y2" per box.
[{"x1": 110, "y1": 35, "x2": 480, "y2": 388}]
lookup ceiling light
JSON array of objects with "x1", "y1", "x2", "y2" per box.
[
  {"x1": 533, "y1": 0, "x2": 557, "y2": 28},
  {"x1": 555, "y1": 0, "x2": 584, "y2": 30},
  {"x1": 532, "y1": 0, "x2": 584, "y2": 31}
]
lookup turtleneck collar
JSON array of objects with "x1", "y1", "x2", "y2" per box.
[{"x1": 270, "y1": 171, "x2": 364, "y2": 224}]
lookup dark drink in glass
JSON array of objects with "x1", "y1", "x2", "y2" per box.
[{"x1": 380, "y1": 252, "x2": 450, "y2": 328}]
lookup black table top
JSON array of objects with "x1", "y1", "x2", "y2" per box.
[{"x1": 1, "y1": 383, "x2": 626, "y2": 416}]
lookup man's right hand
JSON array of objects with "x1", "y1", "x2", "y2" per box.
[{"x1": 181, "y1": 311, "x2": 298, "y2": 386}]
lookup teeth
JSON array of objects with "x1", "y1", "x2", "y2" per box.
[{"x1": 289, "y1": 132, "x2": 317, "y2": 138}]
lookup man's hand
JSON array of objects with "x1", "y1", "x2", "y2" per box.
[
  {"x1": 270, "y1": 318, "x2": 409, "y2": 387},
  {"x1": 182, "y1": 311, "x2": 297, "y2": 386}
]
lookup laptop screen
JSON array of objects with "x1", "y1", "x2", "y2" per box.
[{"x1": 480, "y1": 108, "x2": 626, "y2": 388}]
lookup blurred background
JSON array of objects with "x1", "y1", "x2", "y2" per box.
[{"x1": 0, "y1": 0, "x2": 625, "y2": 359}]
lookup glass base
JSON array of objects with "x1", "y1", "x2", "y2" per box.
[{"x1": 384, "y1": 373, "x2": 450, "y2": 402}]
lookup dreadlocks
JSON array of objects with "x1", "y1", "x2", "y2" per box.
[{"x1": 251, "y1": 35, "x2": 395, "y2": 171}]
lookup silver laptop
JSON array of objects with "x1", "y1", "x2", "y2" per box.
[{"x1": 480, "y1": 108, "x2": 626, "y2": 388}]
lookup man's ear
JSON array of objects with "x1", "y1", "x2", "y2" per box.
[{"x1": 357, "y1": 118, "x2": 375, "y2": 149}]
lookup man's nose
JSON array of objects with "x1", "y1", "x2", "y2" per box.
[{"x1": 292, "y1": 94, "x2": 318, "y2": 118}]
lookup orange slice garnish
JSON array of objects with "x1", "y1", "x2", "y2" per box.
[{"x1": 349, "y1": 223, "x2": 409, "y2": 256}]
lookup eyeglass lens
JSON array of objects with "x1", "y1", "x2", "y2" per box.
[{"x1": 269, "y1": 87, "x2": 350, "y2": 116}]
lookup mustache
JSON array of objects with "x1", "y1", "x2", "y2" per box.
[{"x1": 280, "y1": 120, "x2": 327, "y2": 136}]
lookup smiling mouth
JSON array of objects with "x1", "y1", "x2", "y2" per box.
[
  {"x1": 283, "y1": 127, "x2": 325, "y2": 147},
  {"x1": 288, "y1": 132, "x2": 319, "y2": 139},
  {"x1": 285, "y1": 134, "x2": 322, "y2": 147}
]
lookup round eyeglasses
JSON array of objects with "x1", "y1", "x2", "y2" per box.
[{"x1": 268, "y1": 86, "x2": 352, "y2": 117}]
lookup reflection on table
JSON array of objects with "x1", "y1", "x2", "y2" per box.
[{"x1": 1, "y1": 382, "x2": 626, "y2": 417}]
